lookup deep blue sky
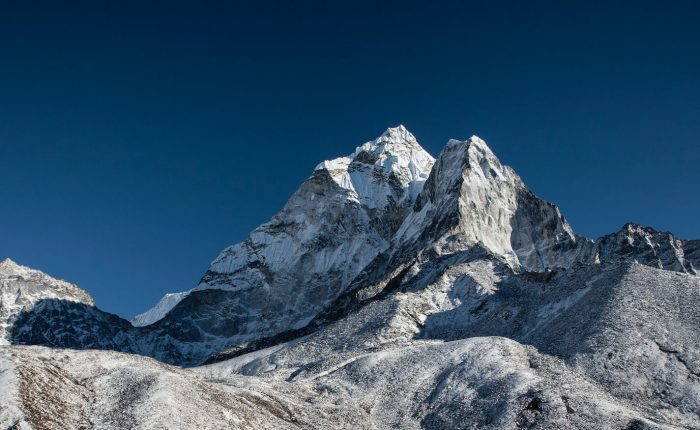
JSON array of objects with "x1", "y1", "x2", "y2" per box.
[{"x1": 1, "y1": 1, "x2": 698, "y2": 319}]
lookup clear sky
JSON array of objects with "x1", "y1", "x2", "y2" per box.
[{"x1": 1, "y1": 1, "x2": 698, "y2": 319}]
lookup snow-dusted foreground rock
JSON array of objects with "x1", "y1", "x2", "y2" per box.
[
  {"x1": 2, "y1": 323, "x2": 695, "y2": 429},
  {"x1": 0, "y1": 346, "x2": 369, "y2": 430},
  {"x1": 1, "y1": 126, "x2": 699, "y2": 429}
]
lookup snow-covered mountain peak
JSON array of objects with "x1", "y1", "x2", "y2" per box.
[
  {"x1": 317, "y1": 125, "x2": 429, "y2": 170},
  {"x1": 132, "y1": 127, "x2": 438, "y2": 364},
  {"x1": 314, "y1": 126, "x2": 435, "y2": 207},
  {"x1": 620, "y1": 222, "x2": 656, "y2": 235},
  {"x1": 118, "y1": 128, "x2": 698, "y2": 366},
  {"x1": 613, "y1": 222, "x2": 681, "y2": 246},
  {"x1": 440, "y1": 135, "x2": 511, "y2": 183},
  {"x1": 131, "y1": 291, "x2": 189, "y2": 327},
  {"x1": 1, "y1": 258, "x2": 72, "y2": 283},
  {"x1": 410, "y1": 135, "x2": 515, "y2": 216},
  {"x1": 0, "y1": 259, "x2": 95, "y2": 345},
  {"x1": 0, "y1": 258, "x2": 30, "y2": 278},
  {"x1": 444, "y1": 134, "x2": 490, "y2": 150},
  {"x1": 397, "y1": 135, "x2": 586, "y2": 272},
  {"x1": 0, "y1": 259, "x2": 94, "y2": 304},
  {"x1": 1, "y1": 257, "x2": 16, "y2": 267},
  {"x1": 360, "y1": 124, "x2": 418, "y2": 151}
]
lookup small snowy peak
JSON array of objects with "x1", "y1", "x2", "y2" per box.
[
  {"x1": 352, "y1": 125, "x2": 423, "y2": 160},
  {"x1": 594, "y1": 223, "x2": 700, "y2": 275},
  {"x1": 0, "y1": 259, "x2": 95, "y2": 344},
  {"x1": 314, "y1": 125, "x2": 417, "y2": 172},
  {"x1": 131, "y1": 291, "x2": 189, "y2": 326},
  {"x1": 376, "y1": 124, "x2": 414, "y2": 142},
  {"x1": 0, "y1": 258, "x2": 31, "y2": 278},
  {"x1": 0, "y1": 259, "x2": 94, "y2": 305},
  {"x1": 0, "y1": 257, "x2": 16, "y2": 267},
  {"x1": 319, "y1": 126, "x2": 431, "y2": 163},
  {"x1": 2, "y1": 258, "x2": 46, "y2": 281},
  {"x1": 352, "y1": 125, "x2": 417, "y2": 153}
]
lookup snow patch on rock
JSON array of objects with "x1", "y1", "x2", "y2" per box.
[{"x1": 131, "y1": 292, "x2": 189, "y2": 327}]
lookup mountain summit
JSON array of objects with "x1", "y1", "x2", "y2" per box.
[{"x1": 395, "y1": 135, "x2": 592, "y2": 272}]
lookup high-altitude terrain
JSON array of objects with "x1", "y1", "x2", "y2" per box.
[{"x1": 1, "y1": 126, "x2": 698, "y2": 429}]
